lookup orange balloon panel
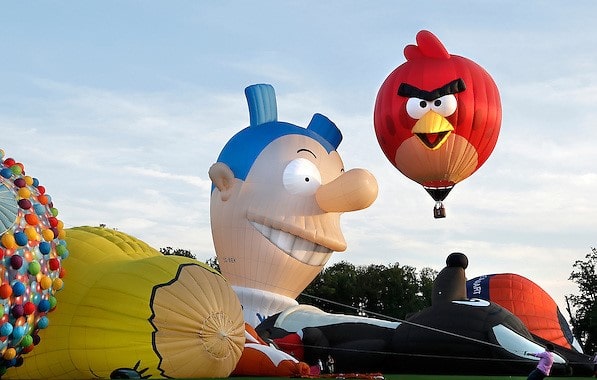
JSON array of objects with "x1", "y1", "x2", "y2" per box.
[
  {"x1": 232, "y1": 323, "x2": 309, "y2": 377},
  {"x1": 467, "y1": 273, "x2": 574, "y2": 350}
]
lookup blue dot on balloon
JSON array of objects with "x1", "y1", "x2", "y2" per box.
[
  {"x1": 37, "y1": 316, "x2": 49, "y2": 329},
  {"x1": 33, "y1": 204, "x2": 45, "y2": 215},
  {"x1": 0, "y1": 323, "x2": 13, "y2": 336},
  {"x1": 11, "y1": 282, "x2": 25, "y2": 297},
  {"x1": 0, "y1": 168, "x2": 12, "y2": 179},
  {"x1": 14, "y1": 232, "x2": 28, "y2": 247},
  {"x1": 11, "y1": 325, "x2": 24, "y2": 340},
  {"x1": 37, "y1": 299, "x2": 50, "y2": 313},
  {"x1": 39, "y1": 242, "x2": 51, "y2": 255}
]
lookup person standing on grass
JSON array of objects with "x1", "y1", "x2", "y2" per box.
[
  {"x1": 526, "y1": 343, "x2": 555, "y2": 380},
  {"x1": 327, "y1": 354, "x2": 335, "y2": 373}
]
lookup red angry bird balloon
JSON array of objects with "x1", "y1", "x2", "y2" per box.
[{"x1": 374, "y1": 30, "x2": 501, "y2": 218}]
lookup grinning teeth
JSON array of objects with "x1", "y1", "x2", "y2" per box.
[
  {"x1": 270, "y1": 228, "x2": 295, "y2": 253},
  {"x1": 251, "y1": 222, "x2": 332, "y2": 266}
]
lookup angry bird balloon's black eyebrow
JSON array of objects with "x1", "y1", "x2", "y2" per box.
[
  {"x1": 297, "y1": 148, "x2": 317, "y2": 158},
  {"x1": 398, "y1": 78, "x2": 466, "y2": 101}
]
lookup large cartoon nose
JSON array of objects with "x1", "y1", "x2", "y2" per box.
[{"x1": 315, "y1": 169, "x2": 378, "y2": 212}]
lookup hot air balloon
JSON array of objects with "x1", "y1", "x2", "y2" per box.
[
  {"x1": 0, "y1": 149, "x2": 67, "y2": 376},
  {"x1": 256, "y1": 253, "x2": 595, "y2": 376},
  {"x1": 7, "y1": 226, "x2": 245, "y2": 379},
  {"x1": 374, "y1": 30, "x2": 501, "y2": 218},
  {"x1": 466, "y1": 273, "x2": 584, "y2": 353},
  {"x1": 209, "y1": 83, "x2": 378, "y2": 327}
]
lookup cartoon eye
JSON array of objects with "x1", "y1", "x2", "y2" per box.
[
  {"x1": 405, "y1": 97, "x2": 430, "y2": 119},
  {"x1": 430, "y1": 94, "x2": 457, "y2": 117},
  {"x1": 283, "y1": 158, "x2": 322, "y2": 196}
]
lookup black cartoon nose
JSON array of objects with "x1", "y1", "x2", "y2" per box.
[{"x1": 446, "y1": 252, "x2": 468, "y2": 269}]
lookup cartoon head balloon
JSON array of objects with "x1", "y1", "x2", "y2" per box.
[
  {"x1": 0, "y1": 149, "x2": 67, "y2": 374},
  {"x1": 374, "y1": 30, "x2": 501, "y2": 218},
  {"x1": 210, "y1": 84, "x2": 378, "y2": 326}
]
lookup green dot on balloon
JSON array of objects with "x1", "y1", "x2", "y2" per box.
[
  {"x1": 10, "y1": 165, "x2": 22, "y2": 175},
  {"x1": 20, "y1": 335, "x2": 33, "y2": 347},
  {"x1": 28, "y1": 261, "x2": 41, "y2": 275}
]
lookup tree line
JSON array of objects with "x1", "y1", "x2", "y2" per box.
[{"x1": 298, "y1": 261, "x2": 436, "y2": 320}]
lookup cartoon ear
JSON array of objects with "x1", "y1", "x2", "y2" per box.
[{"x1": 209, "y1": 162, "x2": 236, "y2": 201}]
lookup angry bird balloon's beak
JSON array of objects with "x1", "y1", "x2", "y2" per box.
[{"x1": 411, "y1": 111, "x2": 454, "y2": 150}]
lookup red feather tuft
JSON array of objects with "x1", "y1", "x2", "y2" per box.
[{"x1": 404, "y1": 30, "x2": 450, "y2": 60}]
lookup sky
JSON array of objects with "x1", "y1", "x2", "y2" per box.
[{"x1": 0, "y1": 1, "x2": 595, "y2": 317}]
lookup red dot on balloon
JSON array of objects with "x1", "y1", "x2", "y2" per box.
[
  {"x1": 23, "y1": 302, "x2": 36, "y2": 315},
  {"x1": 49, "y1": 258, "x2": 60, "y2": 271}
]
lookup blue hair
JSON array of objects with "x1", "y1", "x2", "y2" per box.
[{"x1": 215, "y1": 84, "x2": 343, "y2": 182}]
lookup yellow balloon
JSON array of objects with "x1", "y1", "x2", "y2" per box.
[
  {"x1": 17, "y1": 188, "x2": 30, "y2": 199},
  {"x1": 39, "y1": 276, "x2": 52, "y2": 290},
  {"x1": 8, "y1": 226, "x2": 244, "y2": 379},
  {"x1": 3, "y1": 348, "x2": 16, "y2": 360},
  {"x1": 51, "y1": 278, "x2": 63, "y2": 291},
  {"x1": 57, "y1": 229, "x2": 66, "y2": 239},
  {"x1": 1, "y1": 233, "x2": 16, "y2": 250},
  {"x1": 24, "y1": 227, "x2": 39, "y2": 241},
  {"x1": 41, "y1": 229, "x2": 54, "y2": 242}
]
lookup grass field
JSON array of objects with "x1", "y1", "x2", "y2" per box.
[
  {"x1": 196, "y1": 376, "x2": 596, "y2": 380},
  {"x1": 380, "y1": 376, "x2": 595, "y2": 380}
]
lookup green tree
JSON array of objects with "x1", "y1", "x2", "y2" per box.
[
  {"x1": 298, "y1": 262, "x2": 359, "y2": 314},
  {"x1": 568, "y1": 247, "x2": 597, "y2": 353},
  {"x1": 205, "y1": 256, "x2": 221, "y2": 273},
  {"x1": 159, "y1": 247, "x2": 196, "y2": 260},
  {"x1": 298, "y1": 261, "x2": 437, "y2": 320}
]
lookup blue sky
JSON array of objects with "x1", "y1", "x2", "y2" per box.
[{"x1": 1, "y1": 2, "x2": 596, "y2": 315}]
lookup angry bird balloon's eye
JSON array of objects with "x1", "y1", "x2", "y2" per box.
[
  {"x1": 283, "y1": 158, "x2": 322, "y2": 196},
  {"x1": 430, "y1": 94, "x2": 457, "y2": 117},
  {"x1": 406, "y1": 94, "x2": 458, "y2": 120},
  {"x1": 406, "y1": 97, "x2": 430, "y2": 119}
]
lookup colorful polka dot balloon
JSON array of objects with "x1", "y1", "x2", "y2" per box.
[{"x1": 0, "y1": 149, "x2": 67, "y2": 374}]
